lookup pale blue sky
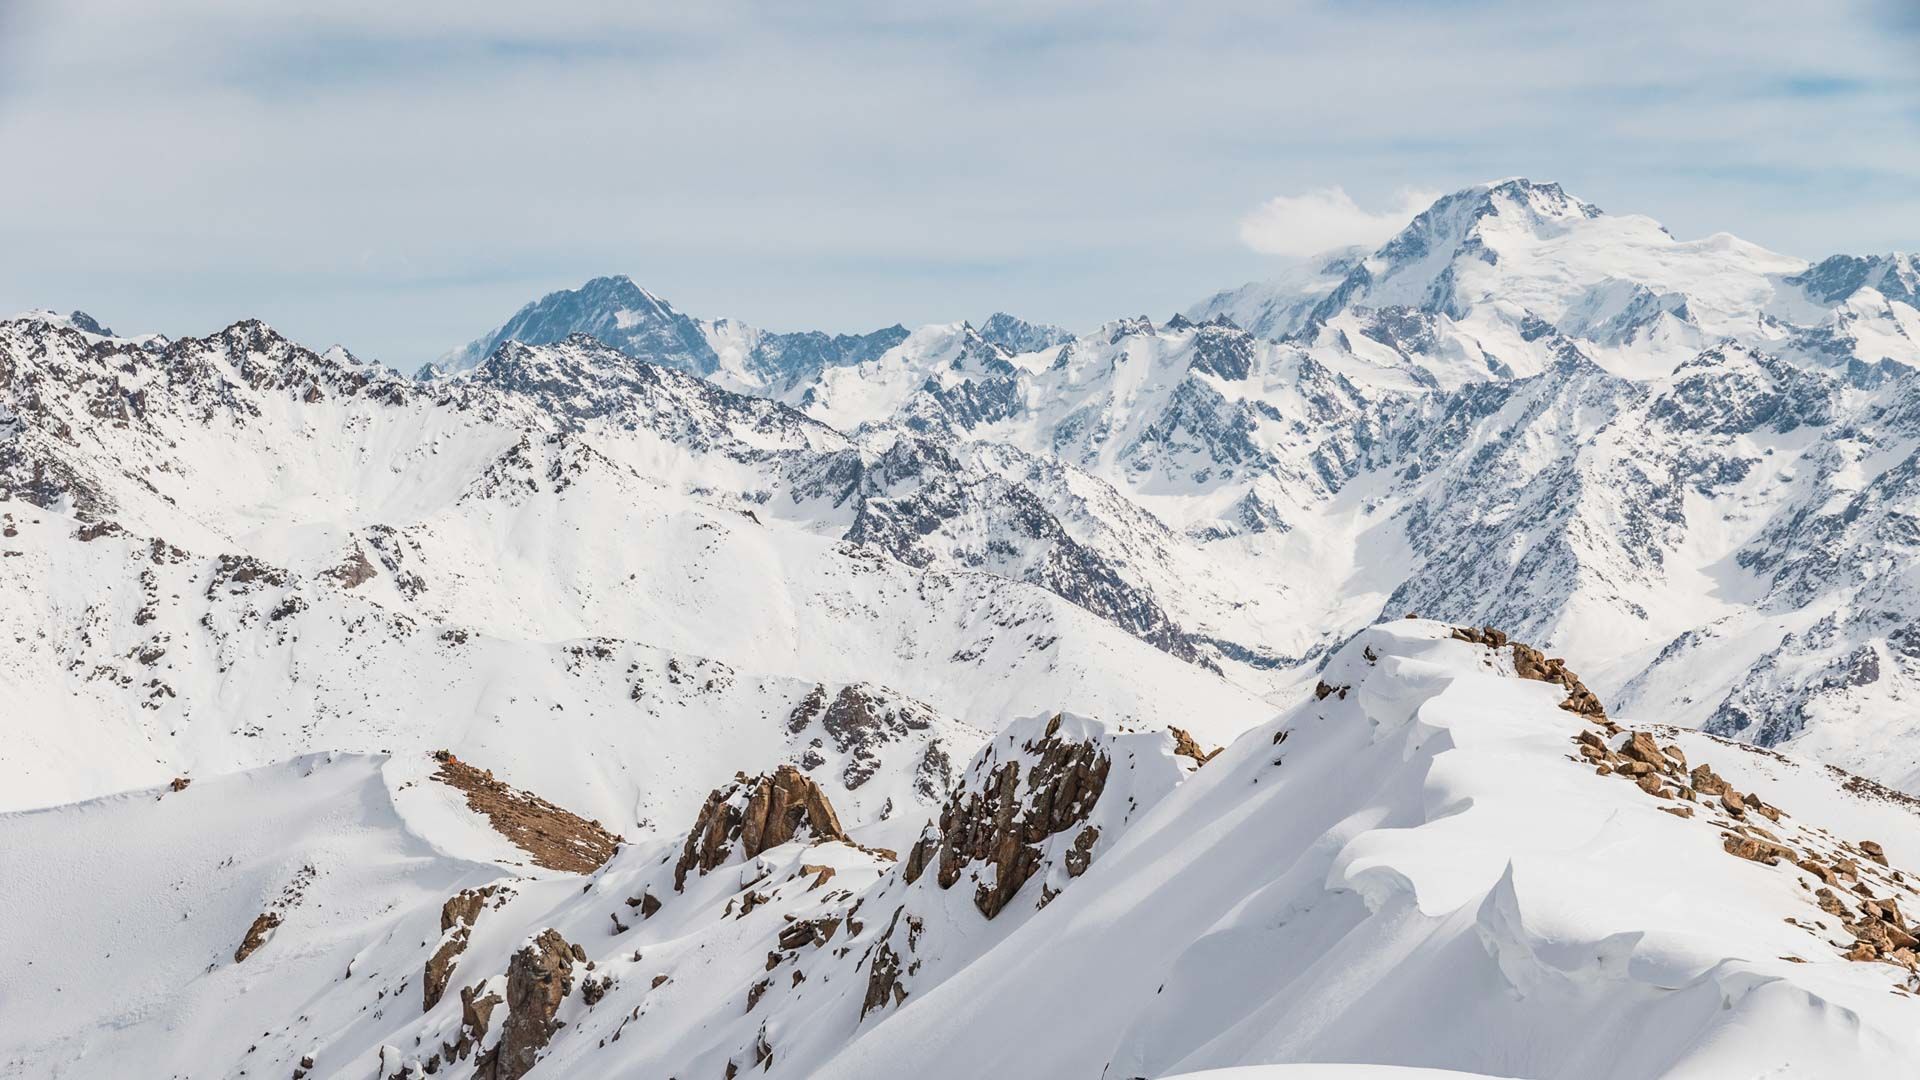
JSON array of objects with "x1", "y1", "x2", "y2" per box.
[{"x1": 2, "y1": 1, "x2": 1916, "y2": 366}]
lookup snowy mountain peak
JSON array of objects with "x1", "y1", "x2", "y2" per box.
[
  {"x1": 440, "y1": 274, "x2": 719, "y2": 377},
  {"x1": 1188, "y1": 178, "x2": 1915, "y2": 386},
  {"x1": 1790, "y1": 252, "x2": 1920, "y2": 308},
  {"x1": 7, "y1": 307, "x2": 130, "y2": 341},
  {"x1": 1376, "y1": 178, "x2": 1598, "y2": 265},
  {"x1": 977, "y1": 312, "x2": 1075, "y2": 354},
  {"x1": 444, "y1": 276, "x2": 913, "y2": 395}
]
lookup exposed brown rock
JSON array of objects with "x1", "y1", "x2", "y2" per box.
[
  {"x1": 860, "y1": 907, "x2": 911, "y2": 1019},
  {"x1": 426, "y1": 886, "x2": 503, "y2": 1011},
  {"x1": 787, "y1": 684, "x2": 828, "y2": 733},
  {"x1": 1064, "y1": 825, "x2": 1101, "y2": 877},
  {"x1": 1168, "y1": 726, "x2": 1221, "y2": 767},
  {"x1": 431, "y1": 752, "x2": 621, "y2": 874},
  {"x1": 1449, "y1": 625, "x2": 1510, "y2": 648},
  {"x1": 1690, "y1": 764, "x2": 1729, "y2": 796},
  {"x1": 234, "y1": 911, "x2": 281, "y2": 963},
  {"x1": 1451, "y1": 625, "x2": 1607, "y2": 719},
  {"x1": 473, "y1": 929, "x2": 578, "y2": 1080},
  {"x1": 327, "y1": 544, "x2": 378, "y2": 588},
  {"x1": 777, "y1": 916, "x2": 841, "y2": 951},
  {"x1": 167, "y1": 777, "x2": 191, "y2": 793},
  {"x1": 1861, "y1": 840, "x2": 1889, "y2": 867},
  {"x1": 1724, "y1": 833, "x2": 1796, "y2": 865},
  {"x1": 1621, "y1": 732, "x2": 1672, "y2": 773},
  {"x1": 580, "y1": 974, "x2": 612, "y2": 1006},
  {"x1": 1798, "y1": 858, "x2": 1837, "y2": 886},
  {"x1": 903, "y1": 720, "x2": 1112, "y2": 919},
  {"x1": 674, "y1": 765, "x2": 847, "y2": 891},
  {"x1": 75, "y1": 519, "x2": 123, "y2": 543}
]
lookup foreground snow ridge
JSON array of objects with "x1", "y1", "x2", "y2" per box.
[{"x1": 6, "y1": 619, "x2": 1920, "y2": 1078}]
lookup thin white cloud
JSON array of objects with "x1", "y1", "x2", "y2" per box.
[
  {"x1": 1237, "y1": 187, "x2": 1439, "y2": 257},
  {"x1": 1, "y1": 1, "x2": 1915, "y2": 361}
]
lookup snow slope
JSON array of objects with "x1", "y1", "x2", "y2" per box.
[
  {"x1": 11, "y1": 621, "x2": 1920, "y2": 1078},
  {"x1": 0, "y1": 316, "x2": 1272, "y2": 829}
]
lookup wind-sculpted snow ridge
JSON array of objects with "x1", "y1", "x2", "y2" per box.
[
  {"x1": 10, "y1": 619, "x2": 1920, "y2": 1078},
  {"x1": 825, "y1": 620, "x2": 1920, "y2": 1078}
]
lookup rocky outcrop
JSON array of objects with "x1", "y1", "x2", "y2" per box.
[
  {"x1": 1567, "y1": 712, "x2": 1920, "y2": 975},
  {"x1": 786, "y1": 682, "x2": 943, "y2": 790},
  {"x1": 424, "y1": 885, "x2": 505, "y2": 1011},
  {"x1": 1451, "y1": 625, "x2": 1607, "y2": 719},
  {"x1": 674, "y1": 765, "x2": 847, "y2": 891},
  {"x1": 903, "y1": 713, "x2": 1111, "y2": 918},
  {"x1": 326, "y1": 544, "x2": 378, "y2": 589},
  {"x1": 431, "y1": 752, "x2": 621, "y2": 874},
  {"x1": 233, "y1": 911, "x2": 280, "y2": 963},
  {"x1": 473, "y1": 928, "x2": 580, "y2": 1080},
  {"x1": 1169, "y1": 726, "x2": 1221, "y2": 767},
  {"x1": 819, "y1": 685, "x2": 935, "y2": 790},
  {"x1": 860, "y1": 906, "x2": 918, "y2": 1019}
]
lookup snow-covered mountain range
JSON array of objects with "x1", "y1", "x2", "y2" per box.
[{"x1": 6, "y1": 177, "x2": 1920, "y2": 1077}]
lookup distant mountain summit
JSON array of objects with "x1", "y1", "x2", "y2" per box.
[
  {"x1": 977, "y1": 312, "x2": 1074, "y2": 353},
  {"x1": 436, "y1": 275, "x2": 719, "y2": 377},
  {"x1": 1789, "y1": 252, "x2": 1920, "y2": 308},
  {"x1": 1191, "y1": 176, "x2": 1916, "y2": 384},
  {"x1": 436, "y1": 274, "x2": 911, "y2": 394}
]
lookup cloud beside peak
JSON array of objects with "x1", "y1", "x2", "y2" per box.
[{"x1": 1237, "y1": 186, "x2": 1438, "y2": 257}]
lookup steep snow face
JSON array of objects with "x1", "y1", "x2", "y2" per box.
[
  {"x1": 1187, "y1": 247, "x2": 1368, "y2": 340},
  {"x1": 821, "y1": 621, "x2": 1920, "y2": 1079},
  {"x1": 0, "y1": 754, "x2": 517, "y2": 1078},
  {"x1": 16, "y1": 621, "x2": 1920, "y2": 1079}
]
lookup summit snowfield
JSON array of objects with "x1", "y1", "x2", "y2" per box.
[{"x1": 7, "y1": 176, "x2": 1920, "y2": 1078}]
